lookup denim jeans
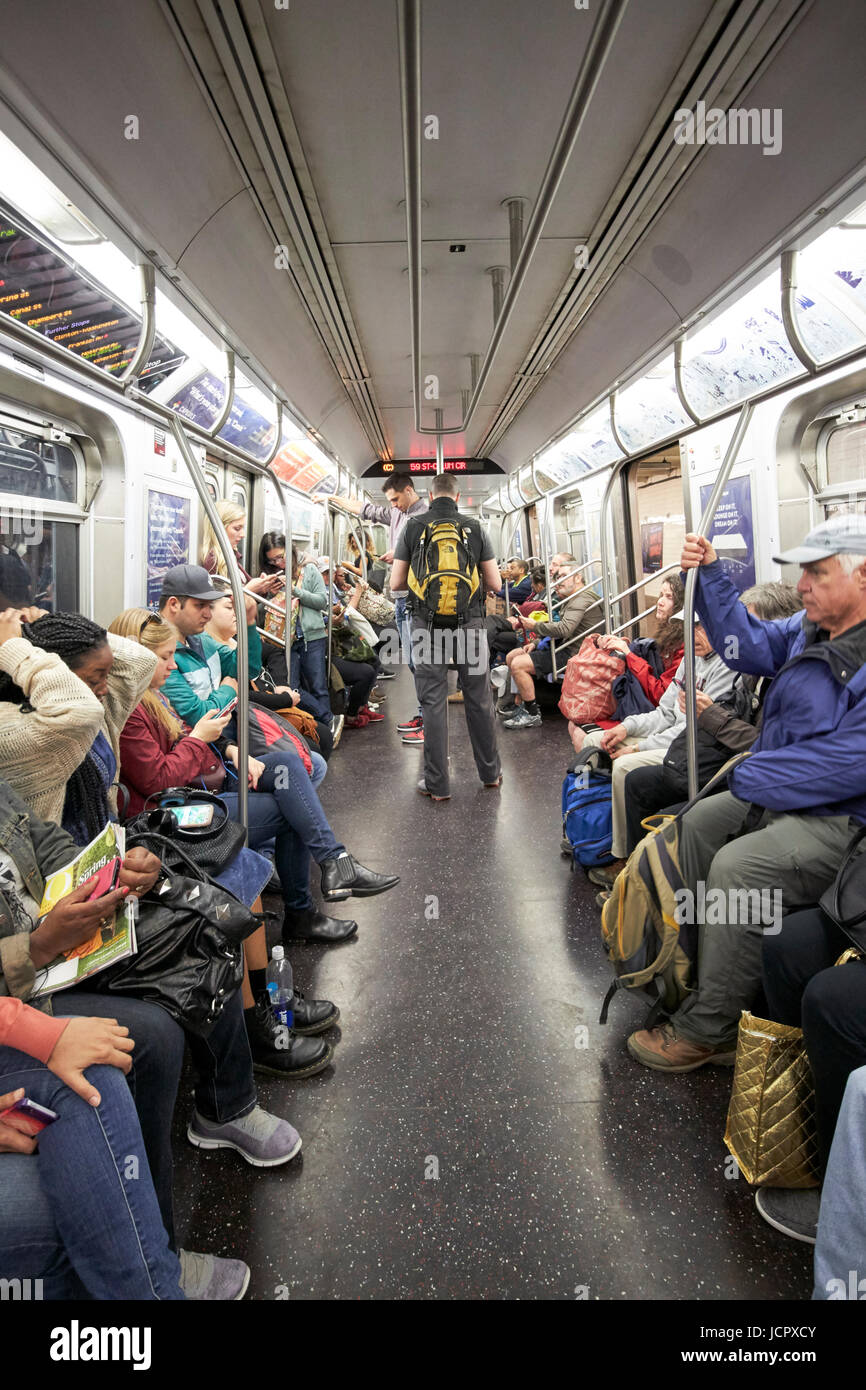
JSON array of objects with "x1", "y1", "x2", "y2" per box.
[
  {"x1": 394, "y1": 595, "x2": 422, "y2": 719},
  {"x1": 220, "y1": 747, "x2": 344, "y2": 911},
  {"x1": 54, "y1": 991, "x2": 183, "y2": 1246},
  {"x1": 0, "y1": 1050, "x2": 184, "y2": 1299},
  {"x1": 814, "y1": 1065, "x2": 866, "y2": 1300},
  {"x1": 290, "y1": 635, "x2": 331, "y2": 722}
]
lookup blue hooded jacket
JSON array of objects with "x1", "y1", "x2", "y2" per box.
[{"x1": 692, "y1": 561, "x2": 866, "y2": 824}]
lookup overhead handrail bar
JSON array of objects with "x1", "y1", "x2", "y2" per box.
[
  {"x1": 683, "y1": 401, "x2": 754, "y2": 798},
  {"x1": 781, "y1": 249, "x2": 820, "y2": 375},
  {"x1": 208, "y1": 349, "x2": 236, "y2": 440},
  {"x1": 170, "y1": 415, "x2": 248, "y2": 828},
  {"x1": 397, "y1": 0, "x2": 628, "y2": 436},
  {"x1": 118, "y1": 262, "x2": 156, "y2": 385},
  {"x1": 261, "y1": 402, "x2": 284, "y2": 469}
]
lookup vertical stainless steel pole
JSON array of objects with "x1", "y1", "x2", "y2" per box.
[
  {"x1": 170, "y1": 416, "x2": 248, "y2": 828},
  {"x1": 266, "y1": 469, "x2": 294, "y2": 677},
  {"x1": 683, "y1": 402, "x2": 754, "y2": 798}
]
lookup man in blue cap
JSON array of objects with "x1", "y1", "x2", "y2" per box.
[{"x1": 629, "y1": 512, "x2": 866, "y2": 1077}]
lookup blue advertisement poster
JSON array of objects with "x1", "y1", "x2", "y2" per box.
[
  {"x1": 698, "y1": 474, "x2": 755, "y2": 592},
  {"x1": 147, "y1": 490, "x2": 191, "y2": 604}
]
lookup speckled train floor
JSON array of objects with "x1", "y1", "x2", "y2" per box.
[{"x1": 170, "y1": 666, "x2": 813, "y2": 1300}]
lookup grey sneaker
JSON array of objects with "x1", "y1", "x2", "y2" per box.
[
  {"x1": 755, "y1": 1187, "x2": 820, "y2": 1244},
  {"x1": 503, "y1": 706, "x2": 542, "y2": 728},
  {"x1": 187, "y1": 1105, "x2": 302, "y2": 1168},
  {"x1": 496, "y1": 696, "x2": 518, "y2": 717},
  {"x1": 179, "y1": 1249, "x2": 250, "y2": 1300}
]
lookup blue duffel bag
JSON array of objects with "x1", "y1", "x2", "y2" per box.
[{"x1": 561, "y1": 747, "x2": 615, "y2": 868}]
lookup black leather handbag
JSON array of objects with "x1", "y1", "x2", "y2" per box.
[
  {"x1": 93, "y1": 840, "x2": 261, "y2": 1036},
  {"x1": 126, "y1": 788, "x2": 246, "y2": 875},
  {"x1": 819, "y1": 825, "x2": 866, "y2": 950}
]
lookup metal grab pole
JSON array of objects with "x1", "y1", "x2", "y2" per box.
[
  {"x1": 598, "y1": 461, "x2": 622, "y2": 633},
  {"x1": 683, "y1": 401, "x2": 754, "y2": 798},
  {"x1": 170, "y1": 416, "x2": 249, "y2": 829},
  {"x1": 325, "y1": 502, "x2": 336, "y2": 674}
]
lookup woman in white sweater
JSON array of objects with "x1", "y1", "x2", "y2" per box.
[{"x1": 0, "y1": 606, "x2": 156, "y2": 837}]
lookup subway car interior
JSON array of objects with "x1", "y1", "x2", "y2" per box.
[{"x1": 0, "y1": 0, "x2": 866, "y2": 1331}]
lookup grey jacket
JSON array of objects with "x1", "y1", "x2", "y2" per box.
[
  {"x1": 622, "y1": 651, "x2": 738, "y2": 751},
  {"x1": 360, "y1": 496, "x2": 428, "y2": 597},
  {"x1": 0, "y1": 780, "x2": 79, "y2": 1009}
]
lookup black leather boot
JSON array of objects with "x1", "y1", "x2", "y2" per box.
[
  {"x1": 282, "y1": 906, "x2": 358, "y2": 943},
  {"x1": 292, "y1": 989, "x2": 340, "y2": 1036},
  {"x1": 244, "y1": 997, "x2": 332, "y2": 1078},
  {"x1": 320, "y1": 853, "x2": 400, "y2": 901}
]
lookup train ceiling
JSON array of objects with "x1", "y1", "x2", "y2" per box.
[{"x1": 0, "y1": 0, "x2": 865, "y2": 477}]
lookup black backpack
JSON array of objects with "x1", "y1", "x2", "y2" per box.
[{"x1": 407, "y1": 516, "x2": 480, "y2": 625}]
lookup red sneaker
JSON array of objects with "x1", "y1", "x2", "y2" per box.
[
  {"x1": 345, "y1": 714, "x2": 370, "y2": 729},
  {"x1": 401, "y1": 729, "x2": 424, "y2": 746},
  {"x1": 359, "y1": 705, "x2": 385, "y2": 722}
]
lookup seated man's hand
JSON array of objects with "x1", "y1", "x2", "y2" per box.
[
  {"x1": 0, "y1": 1089, "x2": 37, "y2": 1154},
  {"x1": 518, "y1": 613, "x2": 536, "y2": 630},
  {"x1": 681, "y1": 533, "x2": 717, "y2": 569},
  {"x1": 678, "y1": 688, "x2": 713, "y2": 714},
  {"x1": 523, "y1": 641, "x2": 537, "y2": 655},
  {"x1": 508, "y1": 616, "x2": 521, "y2": 630},
  {"x1": 119, "y1": 848, "x2": 161, "y2": 897},
  {"x1": 600, "y1": 723, "x2": 629, "y2": 753},
  {"x1": 47, "y1": 1017, "x2": 135, "y2": 1105}
]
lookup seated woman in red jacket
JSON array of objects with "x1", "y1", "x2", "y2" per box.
[{"x1": 568, "y1": 575, "x2": 684, "y2": 750}]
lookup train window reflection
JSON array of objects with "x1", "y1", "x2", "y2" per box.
[
  {"x1": 825, "y1": 421, "x2": 866, "y2": 487},
  {"x1": 614, "y1": 357, "x2": 691, "y2": 453},
  {"x1": 0, "y1": 518, "x2": 78, "y2": 612},
  {"x1": 680, "y1": 272, "x2": 800, "y2": 416},
  {"x1": 0, "y1": 425, "x2": 77, "y2": 503}
]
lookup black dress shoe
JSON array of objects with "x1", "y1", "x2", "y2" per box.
[
  {"x1": 244, "y1": 998, "x2": 333, "y2": 1078},
  {"x1": 282, "y1": 906, "x2": 358, "y2": 943},
  {"x1": 292, "y1": 990, "x2": 340, "y2": 1035},
  {"x1": 320, "y1": 853, "x2": 400, "y2": 901}
]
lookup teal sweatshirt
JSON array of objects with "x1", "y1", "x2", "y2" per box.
[{"x1": 162, "y1": 625, "x2": 262, "y2": 726}]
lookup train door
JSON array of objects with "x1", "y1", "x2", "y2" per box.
[
  {"x1": 0, "y1": 407, "x2": 84, "y2": 613},
  {"x1": 624, "y1": 447, "x2": 686, "y2": 634}
]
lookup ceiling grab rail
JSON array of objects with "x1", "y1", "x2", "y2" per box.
[
  {"x1": 208, "y1": 349, "x2": 236, "y2": 440},
  {"x1": 118, "y1": 262, "x2": 156, "y2": 386},
  {"x1": 396, "y1": 0, "x2": 628, "y2": 438},
  {"x1": 170, "y1": 415, "x2": 248, "y2": 829},
  {"x1": 683, "y1": 401, "x2": 754, "y2": 799}
]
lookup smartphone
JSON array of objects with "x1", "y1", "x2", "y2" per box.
[
  {"x1": 511, "y1": 604, "x2": 523, "y2": 615},
  {"x1": 0, "y1": 1096, "x2": 59, "y2": 1135},
  {"x1": 220, "y1": 696, "x2": 239, "y2": 716},
  {"x1": 80, "y1": 857, "x2": 121, "y2": 901},
  {"x1": 169, "y1": 804, "x2": 215, "y2": 828}
]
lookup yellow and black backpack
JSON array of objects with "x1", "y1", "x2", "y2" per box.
[{"x1": 407, "y1": 517, "x2": 480, "y2": 625}]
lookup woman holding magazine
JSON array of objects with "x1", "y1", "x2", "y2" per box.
[{"x1": 0, "y1": 778, "x2": 252, "y2": 1299}]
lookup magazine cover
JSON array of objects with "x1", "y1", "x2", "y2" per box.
[{"x1": 30, "y1": 823, "x2": 138, "y2": 997}]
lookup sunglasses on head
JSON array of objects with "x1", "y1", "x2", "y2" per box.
[{"x1": 139, "y1": 613, "x2": 161, "y2": 637}]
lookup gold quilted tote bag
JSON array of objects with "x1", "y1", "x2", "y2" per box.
[{"x1": 724, "y1": 1011, "x2": 820, "y2": 1189}]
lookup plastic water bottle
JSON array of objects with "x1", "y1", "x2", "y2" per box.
[{"x1": 266, "y1": 945, "x2": 293, "y2": 1029}]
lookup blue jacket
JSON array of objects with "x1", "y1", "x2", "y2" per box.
[{"x1": 693, "y1": 562, "x2": 866, "y2": 823}]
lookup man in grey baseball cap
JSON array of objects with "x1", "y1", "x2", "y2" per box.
[
  {"x1": 159, "y1": 562, "x2": 225, "y2": 601},
  {"x1": 627, "y1": 514, "x2": 866, "y2": 1257}
]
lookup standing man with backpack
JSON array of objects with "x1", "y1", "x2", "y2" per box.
[{"x1": 389, "y1": 473, "x2": 502, "y2": 801}]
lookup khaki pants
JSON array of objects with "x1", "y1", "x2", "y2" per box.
[{"x1": 581, "y1": 730, "x2": 666, "y2": 858}]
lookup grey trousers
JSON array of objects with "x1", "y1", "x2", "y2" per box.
[
  {"x1": 672, "y1": 790, "x2": 853, "y2": 1049},
  {"x1": 411, "y1": 618, "x2": 501, "y2": 796}
]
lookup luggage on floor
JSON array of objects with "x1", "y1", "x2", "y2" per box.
[{"x1": 561, "y1": 747, "x2": 614, "y2": 868}]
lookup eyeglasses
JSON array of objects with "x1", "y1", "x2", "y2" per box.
[{"x1": 139, "y1": 613, "x2": 161, "y2": 637}]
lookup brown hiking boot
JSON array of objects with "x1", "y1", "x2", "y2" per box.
[{"x1": 627, "y1": 1022, "x2": 737, "y2": 1073}]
